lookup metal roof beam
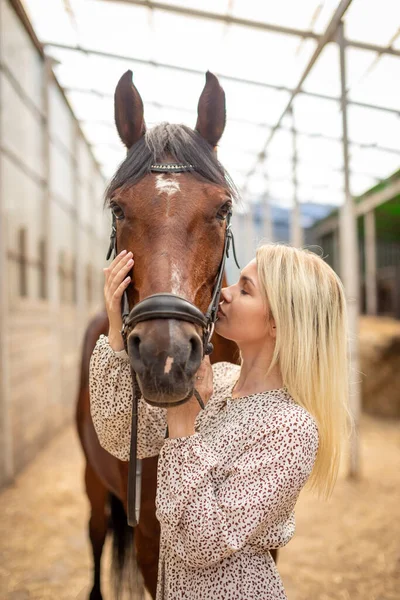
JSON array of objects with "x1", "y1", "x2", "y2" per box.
[
  {"x1": 80, "y1": 113, "x2": 400, "y2": 157},
  {"x1": 97, "y1": 0, "x2": 319, "y2": 39},
  {"x1": 246, "y1": 0, "x2": 355, "y2": 180},
  {"x1": 44, "y1": 41, "x2": 291, "y2": 93},
  {"x1": 97, "y1": 0, "x2": 400, "y2": 58},
  {"x1": 45, "y1": 43, "x2": 400, "y2": 117}
]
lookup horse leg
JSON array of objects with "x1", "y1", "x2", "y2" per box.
[
  {"x1": 85, "y1": 462, "x2": 109, "y2": 600},
  {"x1": 134, "y1": 457, "x2": 160, "y2": 600}
]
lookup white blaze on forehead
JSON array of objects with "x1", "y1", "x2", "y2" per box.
[
  {"x1": 164, "y1": 356, "x2": 174, "y2": 374},
  {"x1": 171, "y1": 263, "x2": 182, "y2": 295},
  {"x1": 155, "y1": 174, "x2": 180, "y2": 197}
]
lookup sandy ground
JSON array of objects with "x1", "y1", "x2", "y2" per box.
[
  {"x1": 279, "y1": 414, "x2": 400, "y2": 600},
  {"x1": 0, "y1": 414, "x2": 399, "y2": 600}
]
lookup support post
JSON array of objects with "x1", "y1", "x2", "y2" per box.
[
  {"x1": 73, "y1": 122, "x2": 85, "y2": 337},
  {"x1": 43, "y1": 57, "x2": 62, "y2": 410},
  {"x1": 0, "y1": 4, "x2": 14, "y2": 486},
  {"x1": 338, "y1": 21, "x2": 361, "y2": 479},
  {"x1": 290, "y1": 107, "x2": 303, "y2": 248},
  {"x1": 262, "y1": 172, "x2": 274, "y2": 243},
  {"x1": 263, "y1": 192, "x2": 274, "y2": 243},
  {"x1": 364, "y1": 210, "x2": 377, "y2": 315}
]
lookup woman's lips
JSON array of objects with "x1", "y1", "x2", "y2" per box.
[{"x1": 217, "y1": 306, "x2": 226, "y2": 318}]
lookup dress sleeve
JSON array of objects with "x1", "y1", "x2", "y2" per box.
[
  {"x1": 155, "y1": 410, "x2": 319, "y2": 569},
  {"x1": 89, "y1": 334, "x2": 167, "y2": 461}
]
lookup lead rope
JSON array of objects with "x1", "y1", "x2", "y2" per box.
[
  {"x1": 127, "y1": 365, "x2": 142, "y2": 527},
  {"x1": 107, "y1": 212, "x2": 141, "y2": 527}
]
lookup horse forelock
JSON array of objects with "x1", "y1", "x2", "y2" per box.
[{"x1": 103, "y1": 123, "x2": 238, "y2": 208}]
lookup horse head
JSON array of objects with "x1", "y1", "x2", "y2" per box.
[{"x1": 106, "y1": 70, "x2": 237, "y2": 406}]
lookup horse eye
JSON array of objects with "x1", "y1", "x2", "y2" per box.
[
  {"x1": 217, "y1": 202, "x2": 232, "y2": 221},
  {"x1": 111, "y1": 203, "x2": 125, "y2": 220}
]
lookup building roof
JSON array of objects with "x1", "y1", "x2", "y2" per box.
[{"x1": 21, "y1": 0, "x2": 400, "y2": 210}]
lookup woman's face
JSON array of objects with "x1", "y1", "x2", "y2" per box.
[{"x1": 215, "y1": 259, "x2": 275, "y2": 346}]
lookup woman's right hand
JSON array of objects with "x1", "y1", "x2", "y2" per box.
[{"x1": 103, "y1": 250, "x2": 134, "y2": 351}]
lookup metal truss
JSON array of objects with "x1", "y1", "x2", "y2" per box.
[{"x1": 97, "y1": 0, "x2": 400, "y2": 58}]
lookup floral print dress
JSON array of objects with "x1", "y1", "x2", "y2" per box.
[{"x1": 89, "y1": 334, "x2": 319, "y2": 599}]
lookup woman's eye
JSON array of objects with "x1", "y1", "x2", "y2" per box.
[
  {"x1": 217, "y1": 202, "x2": 232, "y2": 220},
  {"x1": 111, "y1": 204, "x2": 125, "y2": 220},
  {"x1": 240, "y1": 289, "x2": 248, "y2": 296}
]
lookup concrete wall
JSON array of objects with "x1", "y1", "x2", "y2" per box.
[{"x1": 0, "y1": 0, "x2": 109, "y2": 486}]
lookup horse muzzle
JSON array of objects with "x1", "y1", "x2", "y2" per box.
[{"x1": 123, "y1": 294, "x2": 208, "y2": 404}]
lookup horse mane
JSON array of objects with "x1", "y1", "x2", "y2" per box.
[{"x1": 104, "y1": 123, "x2": 238, "y2": 208}]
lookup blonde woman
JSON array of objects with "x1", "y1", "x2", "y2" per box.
[{"x1": 89, "y1": 243, "x2": 351, "y2": 599}]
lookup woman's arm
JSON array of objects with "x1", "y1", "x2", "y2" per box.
[
  {"x1": 89, "y1": 333, "x2": 167, "y2": 461},
  {"x1": 89, "y1": 250, "x2": 167, "y2": 460},
  {"x1": 155, "y1": 409, "x2": 319, "y2": 569}
]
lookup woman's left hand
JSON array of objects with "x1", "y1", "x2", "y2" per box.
[{"x1": 166, "y1": 356, "x2": 213, "y2": 439}]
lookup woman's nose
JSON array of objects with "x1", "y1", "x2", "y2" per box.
[{"x1": 220, "y1": 287, "x2": 232, "y2": 303}]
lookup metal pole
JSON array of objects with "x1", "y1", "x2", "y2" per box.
[
  {"x1": 0, "y1": 4, "x2": 14, "y2": 486},
  {"x1": 47, "y1": 45, "x2": 400, "y2": 117},
  {"x1": 263, "y1": 194, "x2": 274, "y2": 242},
  {"x1": 97, "y1": 0, "x2": 400, "y2": 58},
  {"x1": 364, "y1": 210, "x2": 377, "y2": 315},
  {"x1": 43, "y1": 57, "x2": 62, "y2": 410},
  {"x1": 262, "y1": 173, "x2": 274, "y2": 243},
  {"x1": 97, "y1": 0, "x2": 321, "y2": 39},
  {"x1": 246, "y1": 0, "x2": 354, "y2": 181},
  {"x1": 338, "y1": 21, "x2": 361, "y2": 479},
  {"x1": 290, "y1": 107, "x2": 303, "y2": 248},
  {"x1": 73, "y1": 120, "x2": 86, "y2": 336}
]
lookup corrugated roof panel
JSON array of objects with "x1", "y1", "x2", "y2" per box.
[
  {"x1": 345, "y1": 0, "x2": 400, "y2": 46},
  {"x1": 156, "y1": 0, "x2": 231, "y2": 15},
  {"x1": 349, "y1": 54, "x2": 400, "y2": 111},
  {"x1": 218, "y1": 26, "x2": 317, "y2": 87},
  {"x1": 294, "y1": 95, "x2": 342, "y2": 138},
  {"x1": 348, "y1": 106, "x2": 400, "y2": 151},
  {"x1": 232, "y1": 0, "x2": 330, "y2": 31}
]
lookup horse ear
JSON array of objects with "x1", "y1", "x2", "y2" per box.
[
  {"x1": 114, "y1": 70, "x2": 146, "y2": 150},
  {"x1": 195, "y1": 71, "x2": 226, "y2": 147}
]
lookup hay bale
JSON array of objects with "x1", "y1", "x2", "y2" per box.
[{"x1": 359, "y1": 316, "x2": 400, "y2": 418}]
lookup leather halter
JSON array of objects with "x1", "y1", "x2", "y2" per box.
[{"x1": 105, "y1": 162, "x2": 239, "y2": 526}]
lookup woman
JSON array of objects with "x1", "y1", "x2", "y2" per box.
[{"x1": 89, "y1": 243, "x2": 352, "y2": 599}]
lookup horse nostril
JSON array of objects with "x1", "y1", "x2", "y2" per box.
[
  {"x1": 130, "y1": 334, "x2": 141, "y2": 361},
  {"x1": 186, "y1": 334, "x2": 202, "y2": 377}
]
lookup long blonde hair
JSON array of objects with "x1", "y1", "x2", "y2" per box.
[{"x1": 256, "y1": 243, "x2": 353, "y2": 500}]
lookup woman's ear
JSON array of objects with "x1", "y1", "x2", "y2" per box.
[{"x1": 270, "y1": 319, "x2": 277, "y2": 339}]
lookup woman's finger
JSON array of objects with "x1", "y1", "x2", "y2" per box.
[
  {"x1": 104, "y1": 266, "x2": 131, "y2": 301},
  {"x1": 103, "y1": 250, "x2": 128, "y2": 281},
  {"x1": 107, "y1": 255, "x2": 134, "y2": 296},
  {"x1": 109, "y1": 250, "x2": 132, "y2": 280},
  {"x1": 109, "y1": 276, "x2": 131, "y2": 310}
]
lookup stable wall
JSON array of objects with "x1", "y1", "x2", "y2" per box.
[{"x1": 0, "y1": 0, "x2": 109, "y2": 485}]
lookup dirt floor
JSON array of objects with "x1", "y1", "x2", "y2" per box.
[{"x1": 0, "y1": 414, "x2": 399, "y2": 600}]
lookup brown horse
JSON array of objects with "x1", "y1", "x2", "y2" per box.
[
  {"x1": 76, "y1": 304, "x2": 239, "y2": 599},
  {"x1": 75, "y1": 70, "x2": 276, "y2": 599}
]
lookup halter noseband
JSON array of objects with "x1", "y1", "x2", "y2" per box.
[{"x1": 105, "y1": 162, "x2": 239, "y2": 527}]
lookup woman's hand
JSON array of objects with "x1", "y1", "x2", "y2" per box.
[
  {"x1": 166, "y1": 356, "x2": 213, "y2": 438},
  {"x1": 103, "y1": 250, "x2": 134, "y2": 351}
]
